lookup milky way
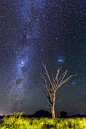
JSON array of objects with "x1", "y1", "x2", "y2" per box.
[{"x1": 0, "y1": 0, "x2": 86, "y2": 116}]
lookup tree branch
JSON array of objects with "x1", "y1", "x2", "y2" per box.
[
  {"x1": 59, "y1": 70, "x2": 68, "y2": 84},
  {"x1": 40, "y1": 82, "x2": 46, "y2": 88},
  {"x1": 40, "y1": 73, "x2": 50, "y2": 98},
  {"x1": 56, "y1": 74, "x2": 78, "y2": 91},
  {"x1": 46, "y1": 106, "x2": 51, "y2": 109},
  {"x1": 55, "y1": 99, "x2": 61, "y2": 102},
  {"x1": 55, "y1": 67, "x2": 62, "y2": 83},
  {"x1": 42, "y1": 62, "x2": 53, "y2": 89},
  {"x1": 40, "y1": 88, "x2": 49, "y2": 98}
]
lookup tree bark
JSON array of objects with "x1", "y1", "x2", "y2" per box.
[
  {"x1": 51, "y1": 103, "x2": 55, "y2": 118},
  {"x1": 51, "y1": 93, "x2": 55, "y2": 118}
]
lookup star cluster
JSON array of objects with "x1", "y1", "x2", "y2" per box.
[{"x1": 0, "y1": 0, "x2": 86, "y2": 116}]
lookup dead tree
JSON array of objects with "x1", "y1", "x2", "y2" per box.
[{"x1": 40, "y1": 62, "x2": 78, "y2": 118}]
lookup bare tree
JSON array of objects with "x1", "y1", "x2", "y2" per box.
[{"x1": 40, "y1": 62, "x2": 78, "y2": 118}]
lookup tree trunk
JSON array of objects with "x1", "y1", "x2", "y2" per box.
[
  {"x1": 51, "y1": 93, "x2": 55, "y2": 118},
  {"x1": 51, "y1": 103, "x2": 55, "y2": 118}
]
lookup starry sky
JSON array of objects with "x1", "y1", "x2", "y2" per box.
[{"x1": 0, "y1": 0, "x2": 86, "y2": 116}]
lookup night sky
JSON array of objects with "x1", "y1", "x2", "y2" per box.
[{"x1": 0, "y1": 0, "x2": 86, "y2": 116}]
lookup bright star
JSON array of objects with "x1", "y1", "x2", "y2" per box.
[
  {"x1": 18, "y1": 60, "x2": 25, "y2": 68},
  {"x1": 21, "y1": 61, "x2": 24, "y2": 65}
]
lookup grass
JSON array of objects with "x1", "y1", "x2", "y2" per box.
[{"x1": 0, "y1": 113, "x2": 86, "y2": 129}]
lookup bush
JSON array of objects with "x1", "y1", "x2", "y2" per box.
[{"x1": 0, "y1": 114, "x2": 86, "y2": 129}]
